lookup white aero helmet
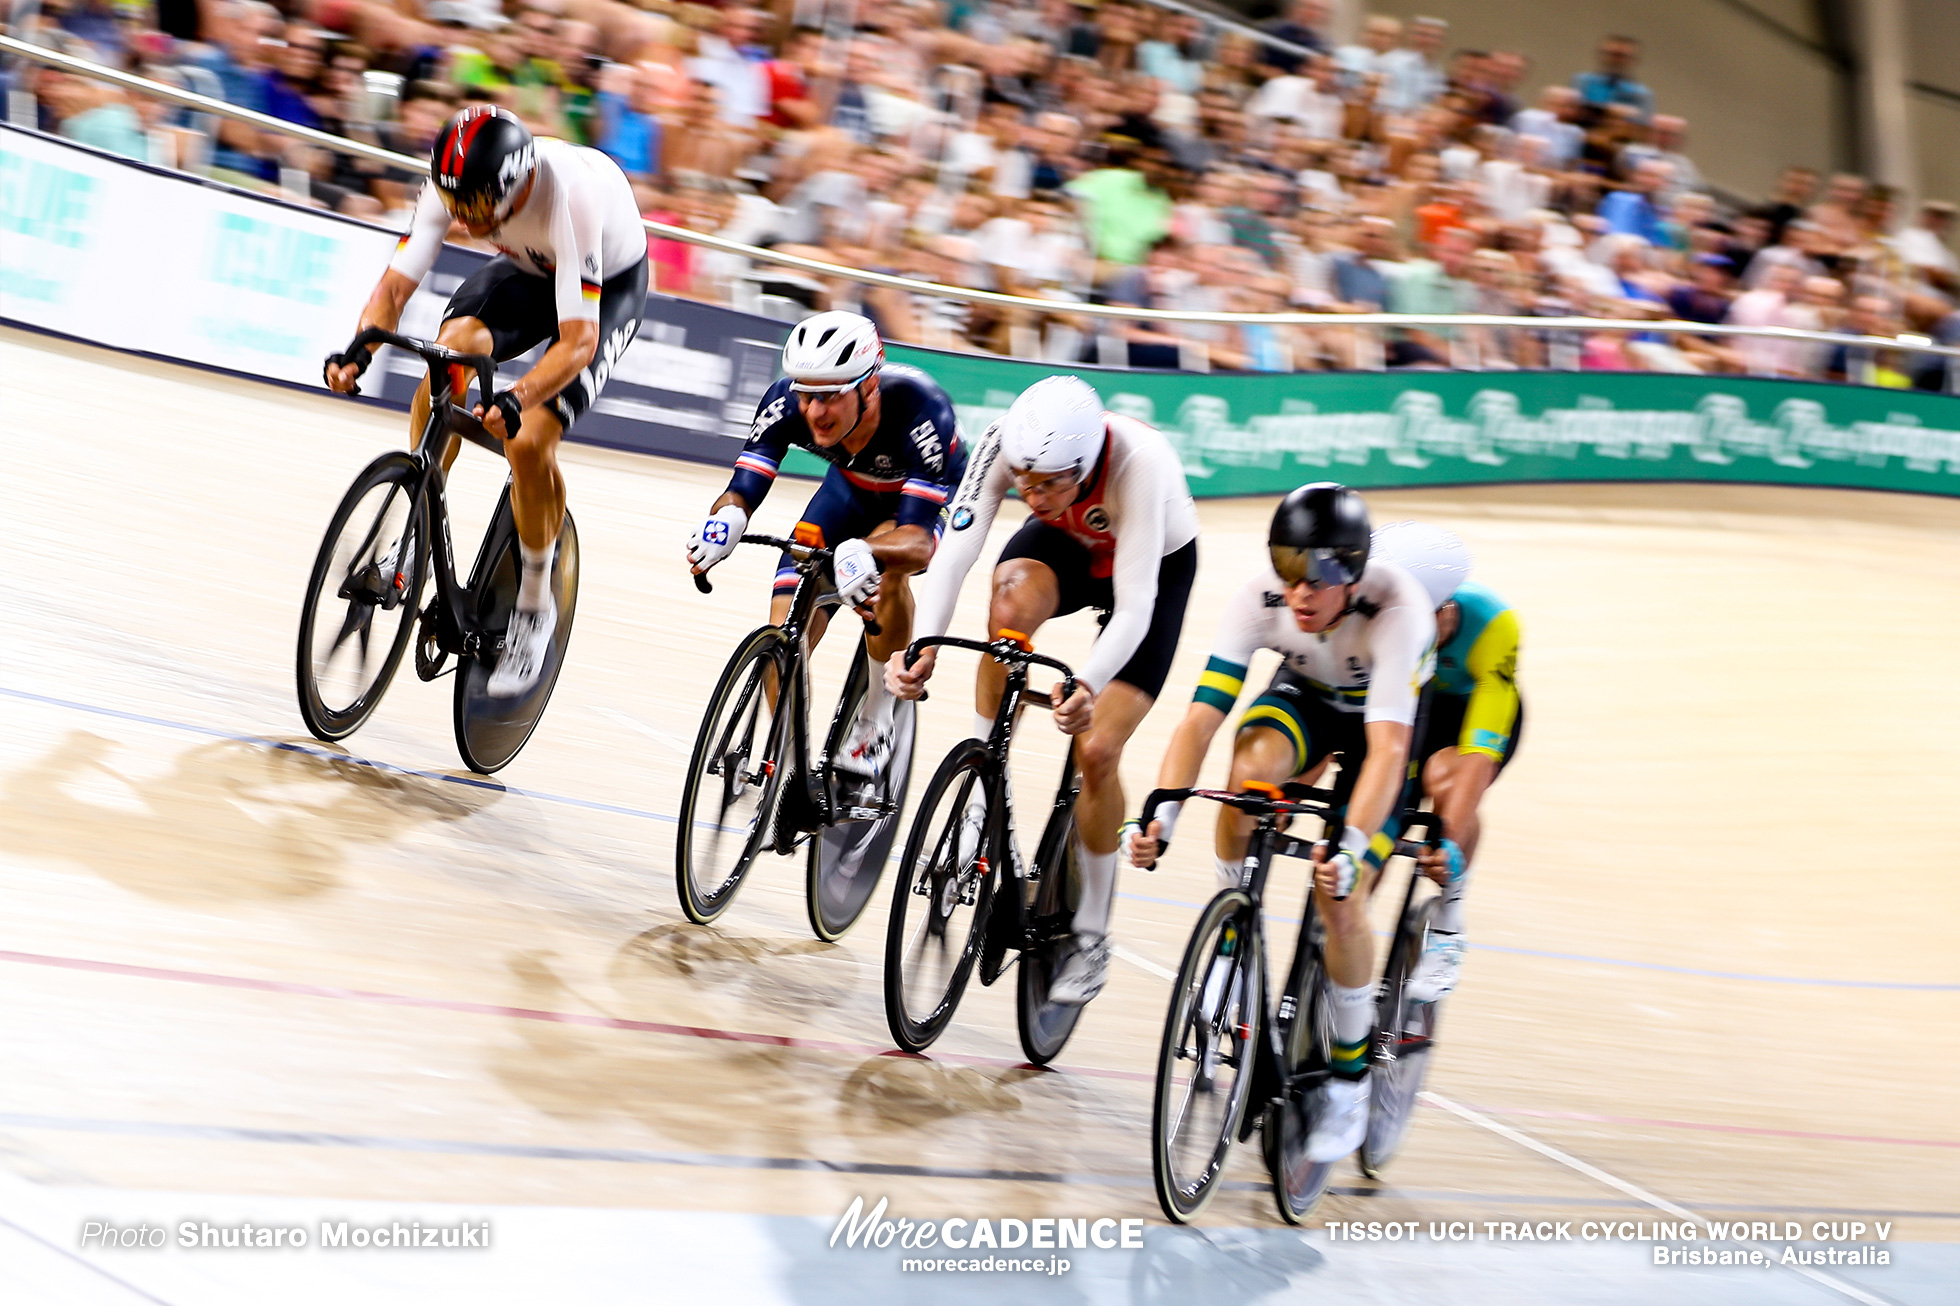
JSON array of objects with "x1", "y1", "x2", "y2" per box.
[
  {"x1": 999, "y1": 375, "x2": 1105, "y2": 481},
  {"x1": 1370, "y1": 520, "x2": 1471, "y2": 609},
  {"x1": 782, "y1": 311, "x2": 883, "y2": 393}
]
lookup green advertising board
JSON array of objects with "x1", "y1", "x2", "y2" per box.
[{"x1": 784, "y1": 347, "x2": 1960, "y2": 500}]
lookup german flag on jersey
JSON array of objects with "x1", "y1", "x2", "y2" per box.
[{"x1": 580, "y1": 279, "x2": 601, "y2": 305}]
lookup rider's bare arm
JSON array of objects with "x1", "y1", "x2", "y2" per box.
[
  {"x1": 325, "y1": 269, "x2": 419, "y2": 392},
  {"x1": 868, "y1": 523, "x2": 933, "y2": 575},
  {"x1": 497, "y1": 319, "x2": 598, "y2": 417},
  {"x1": 1159, "y1": 700, "x2": 1228, "y2": 794}
]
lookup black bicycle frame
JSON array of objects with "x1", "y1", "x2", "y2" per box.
[
  {"x1": 905, "y1": 634, "x2": 1080, "y2": 984},
  {"x1": 700, "y1": 533, "x2": 893, "y2": 852},
  {"x1": 340, "y1": 327, "x2": 512, "y2": 667}
]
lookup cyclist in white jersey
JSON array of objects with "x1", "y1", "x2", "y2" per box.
[
  {"x1": 890, "y1": 375, "x2": 1200, "y2": 1007},
  {"x1": 1129, "y1": 483, "x2": 1435, "y2": 1163},
  {"x1": 324, "y1": 106, "x2": 649, "y2": 697}
]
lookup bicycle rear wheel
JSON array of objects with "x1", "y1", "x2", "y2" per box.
[
  {"x1": 1267, "y1": 933, "x2": 1339, "y2": 1225},
  {"x1": 807, "y1": 644, "x2": 918, "y2": 942},
  {"x1": 675, "y1": 626, "x2": 791, "y2": 925},
  {"x1": 1152, "y1": 889, "x2": 1262, "y2": 1223},
  {"x1": 1015, "y1": 800, "x2": 1087, "y2": 1065},
  {"x1": 883, "y1": 739, "x2": 995, "y2": 1052},
  {"x1": 1362, "y1": 895, "x2": 1441, "y2": 1177},
  {"x1": 453, "y1": 495, "x2": 580, "y2": 774},
  {"x1": 297, "y1": 453, "x2": 426, "y2": 741}
]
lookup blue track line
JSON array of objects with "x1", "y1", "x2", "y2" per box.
[{"x1": 6, "y1": 683, "x2": 1956, "y2": 994}]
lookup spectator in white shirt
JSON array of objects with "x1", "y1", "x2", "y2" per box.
[
  {"x1": 1335, "y1": 15, "x2": 1401, "y2": 93},
  {"x1": 688, "y1": 6, "x2": 771, "y2": 126},
  {"x1": 1377, "y1": 16, "x2": 1446, "y2": 116},
  {"x1": 1896, "y1": 200, "x2": 1958, "y2": 294},
  {"x1": 1512, "y1": 85, "x2": 1584, "y2": 170}
]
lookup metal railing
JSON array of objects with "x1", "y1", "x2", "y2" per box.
[{"x1": 4, "y1": 33, "x2": 1958, "y2": 388}]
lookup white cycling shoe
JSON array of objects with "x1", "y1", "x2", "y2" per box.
[
  {"x1": 1406, "y1": 931, "x2": 1466, "y2": 1003},
  {"x1": 834, "y1": 713, "x2": 894, "y2": 780},
  {"x1": 1049, "y1": 934, "x2": 1110, "y2": 1007},
  {"x1": 1306, "y1": 1074, "x2": 1371, "y2": 1162},
  {"x1": 487, "y1": 602, "x2": 557, "y2": 699}
]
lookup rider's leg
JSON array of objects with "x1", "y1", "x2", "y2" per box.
[
  {"x1": 424, "y1": 316, "x2": 498, "y2": 472},
  {"x1": 863, "y1": 520, "x2": 919, "y2": 665},
  {"x1": 1212, "y1": 723, "x2": 1304, "y2": 890},
  {"x1": 1068, "y1": 680, "x2": 1157, "y2": 939},
  {"x1": 978, "y1": 557, "x2": 1061, "y2": 738},
  {"x1": 503, "y1": 401, "x2": 567, "y2": 606}
]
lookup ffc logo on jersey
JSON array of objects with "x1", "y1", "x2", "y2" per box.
[
  {"x1": 751, "y1": 396, "x2": 787, "y2": 442},
  {"x1": 703, "y1": 519, "x2": 731, "y2": 547},
  {"x1": 907, "y1": 419, "x2": 945, "y2": 474}
]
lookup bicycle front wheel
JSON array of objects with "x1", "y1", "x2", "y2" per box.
[
  {"x1": 807, "y1": 644, "x2": 918, "y2": 942},
  {"x1": 1015, "y1": 801, "x2": 1087, "y2": 1065},
  {"x1": 1362, "y1": 895, "x2": 1442, "y2": 1177},
  {"x1": 883, "y1": 738, "x2": 995, "y2": 1052},
  {"x1": 297, "y1": 453, "x2": 426, "y2": 741},
  {"x1": 675, "y1": 626, "x2": 791, "y2": 925},
  {"x1": 1153, "y1": 889, "x2": 1262, "y2": 1223}
]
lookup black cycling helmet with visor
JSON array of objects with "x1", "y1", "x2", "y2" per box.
[
  {"x1": 431, "y1": 106, "x2": 535, "y2": 228},
  {"x1": 1269, "y1": 482, "x2": 1371, "y2": 590}
]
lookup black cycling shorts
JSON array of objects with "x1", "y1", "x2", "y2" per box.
[
  {"x1": 996, "y1": 518, "x2": 1197, "y2": 699},
  {"x1": 442, "y1": 254, "x2": 649, "y2": 432},
  {"x1": 1240, "y1": 666, "x2": 1369, "y2": 807},
  {"x1": 1415, "y1": 690, "x2": 1525, "y2": 773}
]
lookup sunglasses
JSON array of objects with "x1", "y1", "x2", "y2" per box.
[
  {"x1": 789, "y1": 370, "x2": 874, "y2": 396},
  {"x1": 1269, "y1": 545, "x2": 1359, "y2": 590}
]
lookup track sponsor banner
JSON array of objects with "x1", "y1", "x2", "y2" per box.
[
  {"x1": 2, "y1": 125, "x2": 390, "y2": 385},
  {"x1": 855, "y1": 347, "x2": 1960, "y2": 500},
  {"x1": 0, "y1": 125, "x2": 788, "y2": 460}
]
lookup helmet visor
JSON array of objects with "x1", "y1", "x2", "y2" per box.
[
  {"x1": 1270, "y1": 545, "x2": 1360, "y2": 590},
  {"x1": 788, "y1": 367, "x2": 876, "y2": 395},
  {"x1": 438, "y1": 186, "x2": 506, "y2": 229}
]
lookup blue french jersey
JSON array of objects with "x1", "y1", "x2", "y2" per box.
[{"x1": 727, "y1": 364, "x2": 966, "y2": 533}]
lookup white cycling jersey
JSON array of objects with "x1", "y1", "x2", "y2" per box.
[
  {"x1": 390, "y1": 139, "x2": 645, "y2": 325},
  {"x1": 1203, "y1": 560, "x2": 1436, "y2": 727},
  {"x1": 916, "y1": 412, "x2": 1199, "y2": 693}
]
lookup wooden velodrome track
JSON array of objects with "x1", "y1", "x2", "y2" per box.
[{"x1": 1, "y1": 325, "x2": 1955, "y2": 1305}]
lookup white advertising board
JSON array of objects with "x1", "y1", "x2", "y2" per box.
[{"x1": 1, "y1": 126, "x2": 396, "y2": 386}]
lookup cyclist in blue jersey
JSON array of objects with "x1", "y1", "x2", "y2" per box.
[
  {"x1": 1370, "y1": 521, "x2": 1525, "y2": 1002},
  {"x1": 687, "y1": 312, "x2": 966, "y2": 779}
]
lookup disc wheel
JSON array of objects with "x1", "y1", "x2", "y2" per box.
[
  {"x1": 1015, "y1": 801, "x2": 1088, "y2": 1065},
  {"x1": 883, "y1": 739, "x2": 995, "y2": 1052},
  {"x1": 1268, "y1": 942, "x2": 1339, "y2": 1225},
  {"x1": 675, "y1": 625, "x2": 792, "y2": 926},
  {"x1": 1152, "y1": 890, "x2": 1262, "y2": 1223},
  {"x1": 452, "y1": 499, "x2": 580, "y2": 774},
  {"x1": 297, "y1": 453, "x2": 426, "y2": 741},
  {"x1": 1362, "y1": 896, "x2": 1441, "y2": 1177},
  {"x1": 806, "y1": 672, "x2": 917, "y2": 942}
]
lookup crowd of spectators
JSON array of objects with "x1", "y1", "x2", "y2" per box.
[{"x1": 7, "y1": 0, "x2": 1958, "y2": 387}]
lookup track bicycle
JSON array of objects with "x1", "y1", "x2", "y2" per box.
[
  {"x1": 1138, "y1": 780, "x2": 1442, "y2": 1224},
  {"x1": 882, "y1": 632, "x2": 1092, "y2": 1066},
  {"x1": 677, "y1": 535, "x2": 917, "y2": 941},
  {"x1": 298, "y1": 327, "x2": 578, "y2": 774}
]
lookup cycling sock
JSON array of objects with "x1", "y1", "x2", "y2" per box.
[
  {"x1": 1071, "y1": 836, "x2": 1118, "y2": 939},
  {"x1": 516, "y1": 539, "x2": 554, "y2": 612},
  {"x1": 1434, "y1": 860, "x2": 1472, "y2": 935},
  {"x1": 860, "y1": 655, "x2": 894, "y2": 730},
  {"x1": 1328, "y1": 980, "x2": 1374, "y2": 1079},
  {"x1": 972, "y1": 712, "x2": 993, "y2": 743},
  {"x1": 1214, "y1": 856, "x2": 1241, "y2": 893}
]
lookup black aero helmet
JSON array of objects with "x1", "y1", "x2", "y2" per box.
[
  {"x1": 431, "y1": 106, "x2": 535, "y2": 227},
  {"x1": 1269, "y1": 482, "x2": 1370, "y2": 588}
]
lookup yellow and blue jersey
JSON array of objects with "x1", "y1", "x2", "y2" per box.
[{"x1": 1433, "y1": 581, "x2": 1521, "y2": 760}]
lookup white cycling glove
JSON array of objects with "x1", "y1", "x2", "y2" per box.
[
  {"x1": 833, "y1": 537, "x2": 881, "y2": 609},
  {"x1": 688, "y1": 505, "x2": 748, "y2": 572}
]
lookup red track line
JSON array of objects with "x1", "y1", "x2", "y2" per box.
[
  {"x1": 0, "y1": 948, "x2": 1155, "y2": 1083},
  {"x1": 1457, "y1": 1101, "x2": 1960, "y2": 1150}
]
